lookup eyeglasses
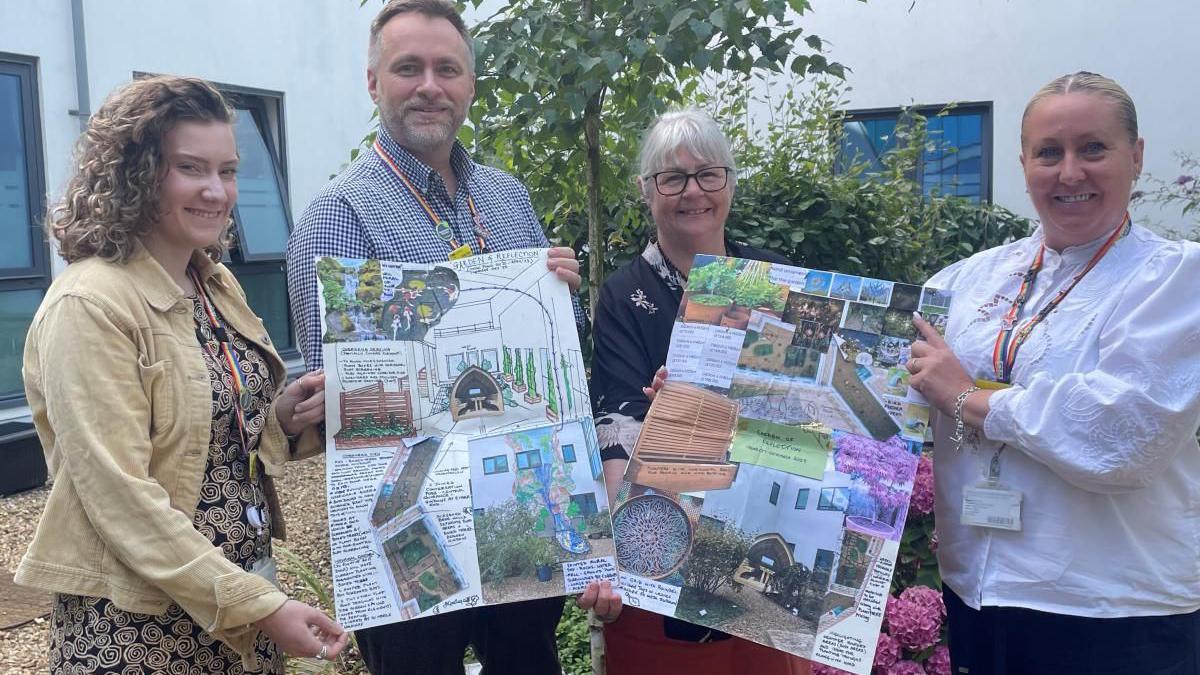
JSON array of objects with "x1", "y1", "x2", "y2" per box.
[{"x1": 649, "y1": 167, "x2": 732, "y2": 196}]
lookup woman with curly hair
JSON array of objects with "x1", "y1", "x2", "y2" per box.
[{"x1": 15, "y1": 75, "x2": 347, "y2": 673}]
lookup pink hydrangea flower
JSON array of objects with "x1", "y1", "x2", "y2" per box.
[
  {"x1": 873, "y1": 631, "x2": 902, "y2": 669},
  {"x1": 925, "y1": 644, "x2": 952, "y2": 675},
  {"x1": 898, "y1": 585, "x2": 946, "y2": 620},
  {"x1": 884, "y1": 587, "x2": 944, "y2": 650},
  {"x1": 909, "y1": 453, "x2": 934, "y2": 514},
  {"x1": 886, "y1": 660, "x2": 927, "y2": 675}
]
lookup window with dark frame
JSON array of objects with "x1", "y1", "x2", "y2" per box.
[
  {"x1": 795, "y1": 487, "x2": 810, "y2": 510},
  {"x1": 769, "y1": 481, "x2": 781, "y2": 506},
  {"x1": 818, "y1": 486, "x2": 849, "y2": 511},
  {"x1": 562, "y1": 443, "x2": 576, "y2": 463},
  {"x1": 570, "y1": 492, "x2": 598, "y2": 517},
  {"x1": 219, "y1": 86, "x2": 296, "y2": 358},
  {"x1": 482, "y1": 454, "x2": 508, "y2": 475},
  {"x1": 0, "y1": 54, "x2": 49, "y2": 405},
  {"x1": 838, "y1": 102, "x2": 992, "y2": 203},
  {"x1": 515, "y1": 449, "x2": 542, "y2": 470}
]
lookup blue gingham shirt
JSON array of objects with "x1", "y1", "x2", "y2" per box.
[{"x1": 287, "y1": 126, "x2": 581, "y2": 369}]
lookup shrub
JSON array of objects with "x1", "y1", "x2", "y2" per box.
[
  {"x1": 680, "y1": 520, "x2": 753, "y2": 596},
  {"x1": 474, "y1": 499, "x2": 539, "y2": 584}
]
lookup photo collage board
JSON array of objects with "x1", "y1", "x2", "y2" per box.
[{"x1": 612, "y1": 255, "x2": 951, "y2": 674}]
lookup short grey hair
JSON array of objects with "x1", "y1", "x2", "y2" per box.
[
  {"x1": 638, "y1": 108, "x2": 737, "y2": 194},
  {"x1": 368, "y1": 0, "x2": 476, "y2": 74}
]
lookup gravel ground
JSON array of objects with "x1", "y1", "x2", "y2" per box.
[
  {"x1": 0, "y1": 454, "x2": 601, "y2": 674},
  {"x1": 0, "y1": 454, "x2": 368, "y2": 675},
  {"x1": 0, "y1": 483, "x2": 51, "y2": 674}
]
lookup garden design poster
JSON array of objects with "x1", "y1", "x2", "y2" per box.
[
  {"x1": 612, "y1": 255, "x2": 949, "y2": 674},
  {"x1": 316, "y1": 249, "x2": 616, "y2": 631}
]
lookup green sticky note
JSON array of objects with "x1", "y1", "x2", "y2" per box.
[{"x1": 729, "y1": 417, "x2": 832, "y2": 480}]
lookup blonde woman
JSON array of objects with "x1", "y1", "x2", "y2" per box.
[
  {"x1": 17, "y1": 76, "x2": 347, "y2": 673},
  {"x1": 908, "y1": 72, "x2": 1200, "y2": 674}
]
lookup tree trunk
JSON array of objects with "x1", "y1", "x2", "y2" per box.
[
  {"x1": 584, "y1": 96, "x2": 603, "y2": 316},
  {"x1": 582, "y1": 0, "x2": 603, "y2": 316}
]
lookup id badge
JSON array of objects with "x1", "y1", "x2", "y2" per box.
[
  {"x1": 250, "y1": 556, "x2": 279, "y2": 587},
  {"x1": 448, "y1": 243, "x2": 474, "y2": 260},
  {"x1": 961, "y1": 484, "x2": 1022, "y2": 531}
]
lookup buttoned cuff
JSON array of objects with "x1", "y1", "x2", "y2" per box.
[{"x1": 982, "y1": 385, "x2": 1022, "y2": 446}]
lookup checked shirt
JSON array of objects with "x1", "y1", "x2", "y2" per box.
[{"x1": 287, "y1": 126, "x2": 579, "y2": 369}]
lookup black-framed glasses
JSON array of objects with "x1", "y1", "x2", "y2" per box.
[{"x1": 649, "y1": 167, "x2": 732, "y2": 196}]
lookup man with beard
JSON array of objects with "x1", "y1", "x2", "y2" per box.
[{"x1": 285, "y1": 1, "x2": 586, "y2": 673}]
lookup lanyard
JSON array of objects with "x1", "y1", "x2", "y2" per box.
[
  {"x1": 372, "y1": 140, "x2": 487, "y2": 254},
  {"x1": 189, "y1": 267, "x2": 260, "y2": 482},
  {"x1": 991, "y1": 213, "x2": 1130, "y2": 383}
]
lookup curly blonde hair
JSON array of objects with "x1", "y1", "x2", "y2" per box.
[{"x1": 48, "y1": 75, "x2": 235, "y2": 263}]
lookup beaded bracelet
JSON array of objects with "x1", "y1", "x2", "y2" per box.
[{"x1": 950, "y1": 385, "x2": 981, "y2": 452}]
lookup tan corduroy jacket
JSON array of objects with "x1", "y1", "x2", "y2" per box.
[{"x1": 16, "y1": 243, "x2": 322, "y2": 665}]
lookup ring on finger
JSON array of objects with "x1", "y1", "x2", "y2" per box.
[{"x1": 317, "y1": 644, "x2": 328, "y2": 660}]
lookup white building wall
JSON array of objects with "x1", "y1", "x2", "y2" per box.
[
  {"x1": 1, "y1": 0, "x2": 377, "y2": 271},
  {"x1": 779, "y1": 0, "x2": 1200, "y2": 230},
  {"x1": 703, "y1": 464, "x2": 851, "y2": 570}
]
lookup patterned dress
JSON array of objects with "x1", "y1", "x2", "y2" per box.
[{"x1": 49, "y1": 294, "x2": 283, "y2": 675}]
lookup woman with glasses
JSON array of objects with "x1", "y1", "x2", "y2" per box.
[{"x1": 585, "y1": 108, "x2": 809, "y2": 674}]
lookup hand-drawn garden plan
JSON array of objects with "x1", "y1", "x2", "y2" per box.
[{"x1": 317, "y1": 249, "x2": 615, "y2": 631}]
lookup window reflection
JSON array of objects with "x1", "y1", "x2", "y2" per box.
[
  {"x1": 231, "y1": 110, "x2": 290, "y2": 258},
  {"x1": 0, "y1": 73, "x2": 34, "y2": 270}
]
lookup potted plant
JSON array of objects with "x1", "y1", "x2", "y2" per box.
[
  {"x1": 683, "y1": 259, "x2": 738, "y2": 323},
  {"x1": 532, "y1": 536, "x2": 557, "y2": 582},
  {"x1": 684, "y1": 293, "x2": 733, "y2": 324},
  {"x1": 733, "y1": 269, "x2": 786, "y2": 318}
]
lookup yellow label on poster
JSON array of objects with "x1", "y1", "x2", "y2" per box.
[
  {"x1": 729, "y1": 417, "x2": 832, "y2": 480},
  {"x1": 448, "y1": 244, "x2": 474, "y2": 260}
]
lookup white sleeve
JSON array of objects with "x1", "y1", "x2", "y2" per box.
[{"x1": 983, "y1": 241, "x2": 1200, "y2": 493}]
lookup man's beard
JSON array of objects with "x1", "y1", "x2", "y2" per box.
[{"x1": 382, "y1": 101, "x2": 462, "y2": 155}]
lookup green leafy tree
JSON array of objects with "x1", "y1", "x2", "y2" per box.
[
  {"x1": 559, "y1": 354, "x2": 575, "y2": 414},
  {"x1": 474, "y1": 499, "x2": 540, "y2": 583},
  {"x1": 545, "y1": 356, "x2": 558, "y2": 415},
  {"x1": 503, "y1": 346, "x2": 513, "y2": 379},
  {"x1": 514, "y1": 348, "x2": 525, "y2": 386},
  {"x1": 526, "y1": 349, "x2": 539, "y2": 397},
  {"x1": 680, "y1": 520, "x2": 753, "y2": 596},
  {"x1": 470, "y1": 0, "x2": 846, "y2": 308}
]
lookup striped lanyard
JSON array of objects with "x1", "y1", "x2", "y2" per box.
[
  {"x1": 372, "y1": 140, "x2": 487, "y2": 254},
  {"x1": 991, "y1": 213, "x2": 1130, "y2": 383},
  {"x1": 189, "y1": 268, "x2": 259, "y2": 481}
]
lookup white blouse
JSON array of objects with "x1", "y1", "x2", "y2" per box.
[{"x1": 927, "y1": 222, "x2": 1200, "y2": 618}]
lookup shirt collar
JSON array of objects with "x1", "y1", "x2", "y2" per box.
[
  {"x1": 126, "y1": 239, "x2": 231, "y2": 312},
  {"x1": 375, "y1": 124, "x2": 475, "y2": 193},
  {"x1": 1033, "y1": 221, "x2": 1131, "y2": 265}
]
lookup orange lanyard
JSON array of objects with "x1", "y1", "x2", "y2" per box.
[
  {"x1": 372, "y1": 140, "x2": 487, "y2": 253},
  {"x1": 991, "y1": 213, "x2": 1130, "y2": 383}
]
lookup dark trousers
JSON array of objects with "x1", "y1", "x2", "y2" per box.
[
  {"x1": 356, "y1": 596, "x2": 564, "y2": 675},
  {"x1": 944, "y1": 587, "x2": 1200, "y2": 675}
]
